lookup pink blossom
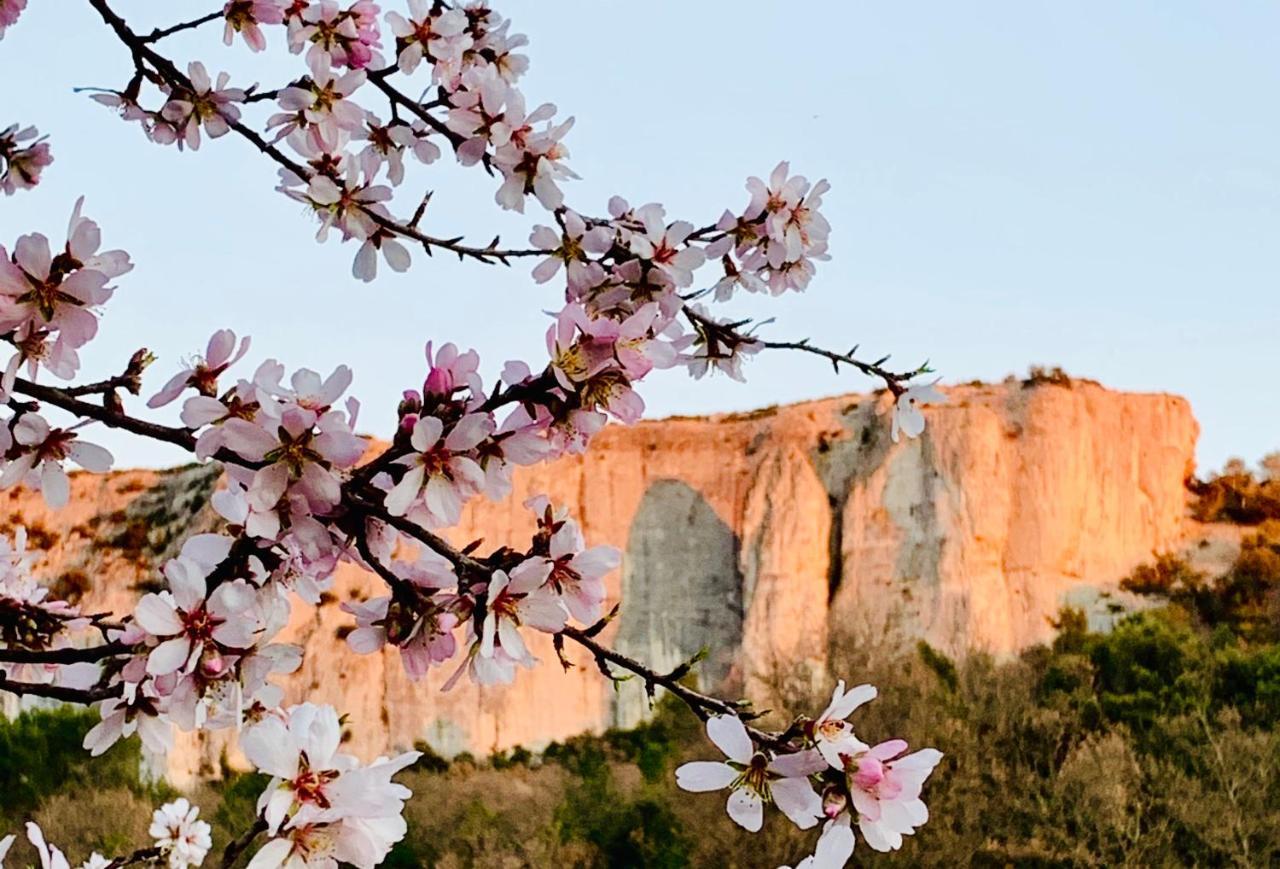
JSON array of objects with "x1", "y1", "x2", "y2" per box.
[
  {"x1": 422, "y1": 341, "x2": 481, "y2": 399},
  {"x1": 131, "y1": 536, "x2": 258, "y2": 676},
  {"x1": 0, "y1": 122, "x2": 51, "y2": 194},
  {"x1": 0, "y1": 413, "x2": 113, "y2": 508},
  {"x1": 159, "y1": 62, "x2": 246, "y2": 151},
  {"x1": 273, "y1": 53, "x2": 367, "y2": 146},
  {"x1": 529, "y1": 210, "x2": 612, "y2": 291},
  {"x1": 148, "y1": 328, "x2": 252, "y2": 408},
  {"x1": 223, "y1": 0, "x2": 287, "y2": 52},
  {"x1": 628, "y1": 205, "x2": 706, "y2": 288},
  {"x1": 384, "y1": 413, "x2": 491, "y2": 526},
  {"x1": 0, "y1": 0, "x2": 26, "y2": 41},
  {"x1": 385, "y1": 2, "x2": 469, "y2": 75},
  {"x1": 845, "y1": 741, "x2": 942, "y2": 852}
]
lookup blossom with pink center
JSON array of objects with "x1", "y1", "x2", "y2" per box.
[
  {"x1": 0, "y1": 413, "x2": 112, "y2": 508},
  {"x1": 745, "y1": 160, "x2": 808, "y2": 226},
  {"x1": 384, "y1": 413, "x2": 491, "y2": 526},
  {"x1": 149, "y1": 798, "x2": 212, "y2": 869},
  {"x1": 0, "y1": 322, "x2": 80, "y2": 399},
  {"x1": 131, "y1": 535, "x2": 259, "y2": 675},
  {"x1": 385, "y1": 2, "x2": 470, "y2": 75},
  {"x1": 241, "y1": 703, "x2": 420, "y2": 836},
  {"x1": 274, "y1": 53, "x2": 367, "y2": 147},
  {"x1": 492, "y1": 114, "x2": 577, "y2": 213},
  {"x1": 355, "y1": 116, "x2": 420, "y2": 186},
  {"x1": 441, "y1": 561, "x2": 564, "y2": 688},
  {"x1": 223, "y1": 0, "x2": 287, "y2": 52},
  {"x1": 890, "y1": 379, "x2": 946, "y2": 443},
  {"x1": 628, "y1": 205, "x2": 706, "y2": 288},
  {"x1": 676, "y1": 714, "x2": 826, "y2": 832},
  {"x1": 809, "y1": 680, "x2": 877, "y2": 769},
  {"x1": 0, "y1": 122, "x2": 52, "y2": 194},
  {"x1": 288, "y1": 0, "x2": 383, "y2": 70},
  {"x1": 221, "y1": 402, "x2": 364, "y2": 515},
  {"x1": 529, "y1": 210, "x2": 612, "y2": 290},
  {"x1": 159, "y1": 62, "x2": 246, "y2": 151},
  {"x1": 0, "y1": 237, "x2": 108, "y2": 350},
  {"x1": 148, "y1": 328, "x2": 252, "y2": 408},
  {"x1": 281, "y1": 171, "x2": 390, "y2": 242},
  {"x1": 845, "y1": 741, "x2": 942, "y2": 852},
  {"x1": 546, "y1": 407, "x2": 606, "y2": 456},
  {"x1": 529, "y1": 513, "x2": 619, "y2": 624}
]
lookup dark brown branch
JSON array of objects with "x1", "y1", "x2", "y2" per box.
[
  {"x1": 87, "y1": 0, "x2": 541, "y2": 265},
  {"x1": 221, "y1": 818, "x2": 269, "y2": 868},
  {"x1": 558, "y1": 625, "x2": 790, "y2": 749},
  {"x1": 105, "y1": 846, "x2": 163, "y2": 868},
  {"x1": 140, "y1": 10, "x2": 223, "y2": 43},
  {"x1": 0, "y1": 673, "x2": 120, "y2": 702},
  {"x1": 0, "y1": 640, "x2": 127, "y2": 664},
  {"x1": 683, "y1": 305, "x2": 925, "y2": 395}
]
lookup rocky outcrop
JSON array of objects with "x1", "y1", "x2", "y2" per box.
[{"x1": 1, "y1": 380, "x2": 1200, "y2": 783}]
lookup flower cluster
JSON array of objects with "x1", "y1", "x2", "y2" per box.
[
  {"x1": 0, "y1": 198, "x2": 132, "y2": 403},
  {"x1": 343, "y1": 494, "x2": 619, "y2": 690},
  {"x1": 0, "y1": 1, "x2": 951, "y2": 865},
  {"x1": 677, "y1": 682, "x2": 942, "y2": 867},
  {"x1": 84, "y1": 533, "x2": 301, "y2": 755},
  {"x1": 5, "y1": 801, "x2": 210, "y2": 869},
  {"x1": 240, "y1": 702, "x2": 419, "y2": 867},
  {"x1": 708, "y1": 161, "x2": 832, "y2": 297},
  {"x1": 0, "y1": 528, "x2": 89, "y2": 684},
  {"x1": 0, "y1": 122, "x2": 51, "y2": 194}
]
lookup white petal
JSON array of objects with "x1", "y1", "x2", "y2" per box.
[{"x1": 674, "y1": 761, "x2": 737, "y2": 793}]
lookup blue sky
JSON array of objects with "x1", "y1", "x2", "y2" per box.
[{"x1": 0, "y1": 1, "x2": 1276, "y2": 471}]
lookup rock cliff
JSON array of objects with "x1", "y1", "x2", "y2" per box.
[{"x1": 0, "y1": 380, "x2": 1200, "y2": 783}]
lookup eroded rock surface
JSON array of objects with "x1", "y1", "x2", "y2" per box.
[{"x1": 1, "y1": 380, "x2": 1201, "y2": 783}]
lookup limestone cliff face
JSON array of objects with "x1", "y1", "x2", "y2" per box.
[{"x1": 1, "y1": 380, "x2": 1199, "y2": 783}]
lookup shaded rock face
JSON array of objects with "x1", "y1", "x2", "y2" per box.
[
  {"x1": 1, "y1": 380, "x2": 1200, "y2": 783},
  {"x1": 614, "y1": 480, "x2": 743, "y2": 728}
]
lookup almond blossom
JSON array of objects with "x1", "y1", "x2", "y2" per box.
[
  {"x1": 0, "y1": 413, "x2": 113, "y2": 508},
  {"x1": 223, "y1": 0, "x2": 287, "y2": 52},
  {"x1": 807, "y1": 680, "x2": 877, "y2": 769},
  {"x1": 240, "y1": 702, "x2": 420, "y2": 841},
  {"x1": 384, "y1": 2, "x2": 469, "y2": 75},
  {"x1": 131, "y1": 535, "x2": 258, "y2": 675},
  {"x1": 342, "y1": 548, "x2": 460, "y2": 679},
  {"x1": 676, "y1": 714, "x2": 826, "y2": 832},
  {"x1": 627, "y1": 204, "x2": 706, "y2": 289},
  {"x1": 0, "y1": 0, "x2": 26, "y2": 41},
  {"x1": 157, "y1": 62, "x2": 246, "y2": 151},
  {"x1": 148, "y1": 328, "x2": 252, "y2": 408},
  {"x1": 149, "y1": 798, "x2": 212, "y2": 869},
  {"x1": 890, "y1": 379, "x2": 946, "y2": 443},
  {"x1": 529, "y1": 210, "x2": 612, "y2": 291},
  {"x1": 272, "y1": 53, "x2": 367, "y2": 148},
  {"x1": 384, "y1": 413, "x2": 491, "y2": 526},
  {"x1": 0, "y1": 122, "x2": 51, "y2": 194}
]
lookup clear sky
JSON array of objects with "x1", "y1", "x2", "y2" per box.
[{"x1": 0, "y1": 1, "x2": 1276, "y2": 471}]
